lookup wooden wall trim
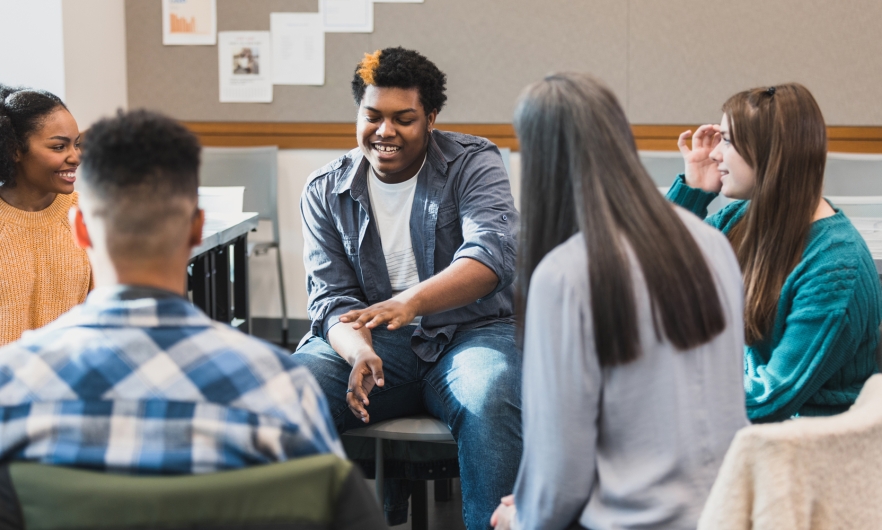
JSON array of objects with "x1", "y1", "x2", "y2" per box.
[{"x1": 183, "y1": 122, "x2": 882, "y2": 154}]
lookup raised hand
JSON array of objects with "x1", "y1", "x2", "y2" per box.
[{"x1": 678, "y1": 124, "x2": 723, "y2": 193}]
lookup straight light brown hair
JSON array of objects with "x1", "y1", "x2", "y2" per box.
[
  {"x1": 514, "y1": 73, "x2": 726, "y2": 366},
  {"x1": 723, "y1": 83, "x2": 827, "y2": 344}
]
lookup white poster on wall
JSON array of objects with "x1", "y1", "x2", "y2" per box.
[
  {"x1": 271, "y1": 13, "x2": 325, "y2": 85},
  {"x1": 162, "y1": 0, "x2": 217, "y2": 45},
  {"x1": 218, "y1": 31, "x2": 273, "y2": 103},
  {"x1": 320, "y1": 0, "x2": 374, "y2": 33}
]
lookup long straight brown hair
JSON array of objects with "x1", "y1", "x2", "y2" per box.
[
  {"x1": 514, "y1": 73, "x2": 726, "y2": 366},
  {"x1": 723, "y1": 84, "x2": 827, "y2": 344}
]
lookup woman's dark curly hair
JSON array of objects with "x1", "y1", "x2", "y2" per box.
[
  {"x1": 351, "y1": 47, "x2": 447, "y2": 115},
  {"x1": 0, "y1": 84, "x2": 67, "y2": 188}
]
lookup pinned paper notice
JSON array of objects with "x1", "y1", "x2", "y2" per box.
[
  {"x1": 162, "y1": 0, "x2": 217, "y2": 45},
  {"x1": 218, "y1": 31, "x2": 273, "y2": 103},
  {"x1": 271, "y1": 13, "x2": 325, "y2": 85},
  {"x1": 320, "y1": 0, "x2": 374, "y2": 33}
]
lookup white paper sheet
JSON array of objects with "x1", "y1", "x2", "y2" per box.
[
  {"x1": 320, "y1": 0, "x2": 373, "y2": 33},
  {"x1": 218, "y1": 31, "x2": 273, "y2": 103},
  {"x1": 271, "y1": 13, "x2": 325, "y2": 85},
  {"x1": 162, "y1": 0, "x2": 216, "y2": 45}
]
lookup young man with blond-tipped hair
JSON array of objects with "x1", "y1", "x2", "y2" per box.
[{"x1": 297, "y1": 47, "x2": 522, "y2": 529}]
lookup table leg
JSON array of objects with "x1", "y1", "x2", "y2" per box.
[
  {"x1": 190, "y1": 254, "x2": 213, "y2": 318},
  {"x1": 207, "y1": 249, "x2": 218, "y2": 321},
  {"x1": 214, "y1": 244, "x2": 231, "y2": 324},
  {"x1": 233, "y1": 235, "x2": 250, "y2": 334}
]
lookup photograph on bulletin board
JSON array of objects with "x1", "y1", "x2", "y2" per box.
[
  {"x1": 233, "y1": 47, "x2": 260, "y2": 75},
  {"x1": 162, "y1": 0, "x2": 217, "y2": 45},
  {"x1": 218, "y1": 31, "x2": 273, "y2": 103}
]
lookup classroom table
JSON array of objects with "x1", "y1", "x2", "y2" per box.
[
  {"x1": 852, "y1": 218, "x2": 882, "y2": 275},
  {"x1": 188, "y1": 212, "x2": 259, "y2": 331}
]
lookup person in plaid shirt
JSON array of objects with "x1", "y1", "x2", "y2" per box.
[{"x1": 0, "y1": 110, "x2": 344, "y2": 473}]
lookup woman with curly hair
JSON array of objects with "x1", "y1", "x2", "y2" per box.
[{"x1": 0, "y1": 85, "x2": 91, "y2": 345}]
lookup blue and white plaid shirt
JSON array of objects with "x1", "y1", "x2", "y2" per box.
[{"x1": 0, "y1": 286, "x2": 344, "y2": 473}]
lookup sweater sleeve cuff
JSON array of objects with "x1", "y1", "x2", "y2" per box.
[{"x1": 665, "y1": 174, "x2": 718, "y2": 220}]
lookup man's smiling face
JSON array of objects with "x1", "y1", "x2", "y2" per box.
[{"x1": 357, "y1": 85, "x2": 436, "y2": 184}]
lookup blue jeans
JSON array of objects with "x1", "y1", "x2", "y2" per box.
[{"x1": 295, "y1": 322, "x2": 523, "y2": 530}]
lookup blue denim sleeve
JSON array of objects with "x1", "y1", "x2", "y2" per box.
[
  {"x1": 452, "y1": 145, "x2": 519, "y2": 302},
  {"x1": 300, "y1": 181, "x2": 367, "y2": 340}
]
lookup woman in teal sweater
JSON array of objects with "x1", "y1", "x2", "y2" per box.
[{"x1": 669, "y1": 83, "x2": 882, "y2": 423}]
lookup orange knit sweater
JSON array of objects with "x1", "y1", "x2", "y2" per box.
[{"x1": 0, "y1": 192, "x2": 91, "y2": 345}]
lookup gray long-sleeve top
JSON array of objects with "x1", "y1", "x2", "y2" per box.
[{"x1": 513, "y1": 208, "x2": 749, "y2": 530}]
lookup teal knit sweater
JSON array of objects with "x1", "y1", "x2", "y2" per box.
[{"x1": 668, "y1": 176, "x2": 882, "y2": 423}]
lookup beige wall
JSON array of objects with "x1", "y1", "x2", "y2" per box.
[
  {"x1": 63, "y1": 0, "x2": 128, "y2": 129},
  {"x1": 0, "y1": 0, "x2": 66, "y2": 97},
  {"x1": 628, "y1": 0, "x2": 882, "y2": 125},
  {"x1": 126, "y1": 0, "x2": 882, "y2": 125}
]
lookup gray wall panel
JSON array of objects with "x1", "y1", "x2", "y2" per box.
[
  {"x1": 126, "y1": 1, "x2": 882, "y2": 125},
  {"x1": 629, "y1": 0, "x2": 882, "y2": 125},
  {"x1": 125, "y1": 0, "x2": 628, "y2": 123}
]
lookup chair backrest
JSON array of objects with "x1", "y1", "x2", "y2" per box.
[
  {"x1": 826, "y1": 196, "x2": 882, "y2": 218},
  {"x1": 0, "y1": 454, "x2": 385, "y2": 530},
  {"x1": 199, "y1": 146, "x2": 280, "y2": 241},
  {"x1": 824, "y1": 152, "x2": 882, "y2": 196},
  {"x1": 499, "y1": 147, "x2": 511, "y2": 176},
  {"x1": 639, "y1": 150, "x2": 685, "y2": 187}
]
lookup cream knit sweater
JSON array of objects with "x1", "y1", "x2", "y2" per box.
[
  {"x1": 698, "y1": 374, "x2": 882, "y2": 530},
  {"x1": 0, "y1": 192, "x2": 91, "y2": 345}
]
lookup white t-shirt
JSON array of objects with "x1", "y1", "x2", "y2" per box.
[{"x1": 367, "y1": 157, "x2": 426, "y2": 299}]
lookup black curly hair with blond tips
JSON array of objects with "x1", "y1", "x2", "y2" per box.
[
  {"x1": 0, "y1": 84, "x2": 67, "y2": 188},
  {"x1": 351, "y1": 47, "x2": 447, "y2": 115}
]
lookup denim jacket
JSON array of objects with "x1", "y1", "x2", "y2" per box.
[{"x1": 300, "y1": 130, "x2": 518, "y2": 361}]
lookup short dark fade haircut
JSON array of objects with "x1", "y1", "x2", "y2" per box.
[
  {"x1": 80, "y1": 109, "x2": 200, "y2": 200},
  {"x1": 351, "y1": 47, "x2": 447, "y2": 115}
]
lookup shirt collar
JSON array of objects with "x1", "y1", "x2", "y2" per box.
[
  {"x1": 99, "y1": 284, "x2": 189, "y2": 302},
  {"x1": 45, "y1": 286, "x2": 214, "y2": 330}
]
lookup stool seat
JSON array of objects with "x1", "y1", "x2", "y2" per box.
[
  {"x1": 343, "y1": 415, "x2": 458, "y2": 529},
  {"x1": 346, "y1": 415, "x2": 456, "y2": 443}
]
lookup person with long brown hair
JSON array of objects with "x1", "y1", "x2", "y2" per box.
[
  {"x1": 491, "y1": 73, "x2": 747, "y2": 530},
  {"x1": 670, "y1": 83, "x2": 882, "y2": 423}
]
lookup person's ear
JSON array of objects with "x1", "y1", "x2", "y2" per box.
[
  {"x1": 69, "y1": 206, "x2": 92, "y2": 250},
  {"x1": 188, "y1": 208, "x2": 204, "y2": 248},
  {"x1": 427, "y1": 110, "x2": 437, "y2": 133}
]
